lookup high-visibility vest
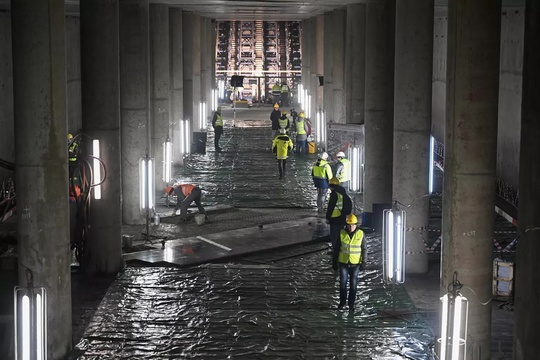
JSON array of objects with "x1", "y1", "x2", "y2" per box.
[
  {"x1": 281, "y1": 84, "x2": 289, "y2": 93},
  {"x1": 278, "y1": 117, "x2": 288, "y2": 129},
  {"x1": 272, "y1": 84, "x2": 281, "y2": 94},
  {"x1": 272, "y1": 135, "x2": 293, "y2": 160},
  {"x1": 338, "y1": 158, "x2": 351, "y2": 182},
  {"x1": 69, "y1": 141, "x2": 78, "y2": 162},
  {"x1": 178, "y1": 184, "x2": 196, "y2": 198},
  {"x1": 338, "y1": 229, "x2": 364, "y2": 264},
  {"x1": 296, "y1": 119, "x2": 306, "y2": 135},
  {"x1": 215, "y1": 114, "x2": 223, "y2": 127},
  {"x1": 312, "y1": 160, "x2": 331, "y2": 179},
  {"x1": 331, "y1": 192, "x2": 343, "y2": 218}
]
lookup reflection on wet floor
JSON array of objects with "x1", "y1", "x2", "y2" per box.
[{"x1": 73, "y1": 238, "x2": 436, "y2": 359}]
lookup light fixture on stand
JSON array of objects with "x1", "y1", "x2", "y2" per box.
[
  {"x1": 198, "y1": 101, "x2": 207, "y2": 130},
  {"x1": 92, "y1": 139, "x2": 102, "y2": 200},
  {"x1": 380, "y1": 199, "x2": 411, "y2": 320},
  {"x1": 139, "y1": 152, "x2": 161, "y2": 245},
  {"x1": 179, "y1": 120, "x2": 190, "y2": 155},
  {"x1": 14, "y1": 269, "x2": 47, "y2": 360},
  {"x1": 316, "y1": 110, "x2": 327, "y2": 151},
  {"x1": 349, "y1": 146, "x2": 362, "y2": 192},
  {"x1": 438, "y1": 272, "x2": 469, "y2": 360},
  {"x1": 429, "y1": 135, "x2": 435, "y2": 194}
]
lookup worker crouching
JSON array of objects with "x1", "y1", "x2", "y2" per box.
[{"x1": 166, "y1": 184, "x2": 207, "y2": 223}]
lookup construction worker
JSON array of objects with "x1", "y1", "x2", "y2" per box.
[
  {"x1": 212, "y1": 106, "x2": 224, "y2": 152},
  {"x1": 271, "y1": 82, "x2": 282, "y2": 105},
  {"x1": 333, "y1": 213, "x2": 365, "y2": 312},
  {"x1": 68, "y1": 133, "x2": 78, "y2": 162},
  {"x1": 270, "y1": 103, "x2": 281, "y2": 137},
  {"x1": 311, "y1": 152, "x2": 333, "y2": 213},
  {"x1": 278, "y1": 111, "x2": 290, "y2": 136},
  {"x1": 166, "y1": 184, "x2": 207, "y2": 223},
  {"x1": 280, "y1": 81, "x2": 290, "y2": 106},
  {"x1": 272, "y1": 128, "x2": 294, "y2": 179},
  {"x1": 326, "y1": 177, "x2": 352, "y2": 250},
  {"x1": 334, "y1": 151, "x2": 351, "y2": 191},
  {"x1": 295, "y1": 111, "x2": 308, "y2": 154}
]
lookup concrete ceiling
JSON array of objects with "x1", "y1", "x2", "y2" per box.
[{"x1": 0, "y1": 0, "x2": 526, "y2": 21}]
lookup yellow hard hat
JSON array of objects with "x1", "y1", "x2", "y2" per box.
[
  {"x1": 274, "y1": 103, "x2": 280, "y2": 109},
  {"x1": 329, "y1": 177, "x2": 340, "y2": 185},
  {"x1": 68, "y1": 133, "x2": 73, "y2": 140},
  {"x1": 282, "y1": 111, "x2": 287, "y2": 115},
  {"x1": 346, "y1": 214, "x2": 358, "y2": 225},
  {"x1": 299, "y1": 112, "x2": 305, "y2": 118}
]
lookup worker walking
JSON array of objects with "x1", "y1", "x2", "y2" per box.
[
  {"x1": 333, "y1": 214, "x2": 365, "y2": 312},
  {"x1": 334, "y1": 151, "x2": 351, "y2": 191},
  {"x1": 272, "y1": 128, "x2": 294, "y2": 179},
  {"x1": 166, "y1": 184, "x2": 207, "y2": 223},
  {"x1": 326, "y1": 177, "x2": 352, "y2": 250},
  {"x1": 278, "y1": 111, "x2": 290, "y2": 136},
  {"x1": 271, "y1": 82, "x2": 282, "y2": 105},
  {"x1": 295, "y1": 111, "x2": 308, "y2": 154},
  {"x1": 270, "y1": 103, "x2": 281, "y2": 138},
  {"x1": 212, "y1": 107, "x2": 224, "y2": 152},
  {"x1": 311, "y1": 152, "x2": 333, "y2": 213},
  {"x1": 280, "y1": 81, "x2": 290, "y2": 106}
]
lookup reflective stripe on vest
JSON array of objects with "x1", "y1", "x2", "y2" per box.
[
  {"x1": 338, "y1": 158, "x2": 351, "y2": 182},
  {"x1": 338, "y1": 230, "x2": 364, "y2": 264},
  {"x1": 312, "y1": 160, "x2": 329, "y2": 179},
  {"x1": 296, "y1": 120, "x2": 306, "y2": 135},
  {"x1": 278, "y1": 117, "x2": 288, "y2": 129},
  {"x1": 215, "y1": 114, "x2": 223, "y2": 127},
  {"x1": 331, "y1": 192, "x2": 343, "y2": 218},
  {"x1": 281, "y1": 85, "x2": 289, "y2": 93}
]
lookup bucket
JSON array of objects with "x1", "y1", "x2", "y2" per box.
[
  {"x1": 194, "y1": 214, "x2": 206, "y2": 226},
  {"x1": 122, "y1": 235, "x2": 133, "y2": 249},
  {"x1": 308, "y1": 142, "x2": 316, "y2": 154}
]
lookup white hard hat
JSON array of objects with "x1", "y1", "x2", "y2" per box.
[
  {"x1": 336, "y1": 151, "x2": 346, "y2": 158},
  {"x1": 279, "y1": 128, "x2": 286, "y2": 134},
  {"x1": 320, "y1": 152, "x2": 329, "y2": 160}
]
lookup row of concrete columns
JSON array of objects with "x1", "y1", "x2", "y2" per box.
[
  {"x1": 300, "y1": 0, "x2": 540, "y2": 358},
  {"x1": 12, "y1": 1, "x2": 215, "y2": 357}
]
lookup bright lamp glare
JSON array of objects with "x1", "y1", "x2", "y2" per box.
[
  {"x1": 15, "y1": 286, "x2": 47, "y2": 360},
  {"x1": 22, "y1": 295, "x2": 30, "y2": 360},
  {"x1": 440, "y1": 294, "x2": 449, "y2": 360},
  {"x1": 383, "y1": 208, "x2": 406, "y2": 284},
  {"x1": 218, "y1": 80, "x2": 225, "y2": 99},
  {"x1": 163, "y1": 140, "x2": 172, "y2": 182},
  {"x1": 36, "y1": 293, "x2": 43, "y2": 360},
  {"x1": 429, "y1": 135, "x2": 434, "y2": 194},
  {"x1": 139, "y1": 157, "x2": 155, "y2": 210},
  {"x1": 387, "y1": 211, "x2": 394, "y2": 280},
  {"x1": 438, "y1": 292, "x2": 469, "y2": 360},
  {"x1": 180, "y1": 120, "x2": 190, "y2": 154},
  {"x1": 351, "y1": 147, "x2": 360, "y2": 192},
  {"x1": 307, "y1": 95, "x2": 312, "y2": 119},
  {"x1": 92, "y1": 140, "x2": 101, "y2": 200}
]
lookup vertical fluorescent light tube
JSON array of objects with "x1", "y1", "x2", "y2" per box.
[
  {"x1": 298, "y1": 84, "x2": 303, "y2": 107},
  {"x1": 219, "y1": 80, "x2": 224, "y2": 99},
  {"x1": 440, "y1": 294, "x2": 449, "y2": 360},
  {"x1": 36, "y1": 293, "x2": 43, "y2": 360},
  {"x1": 307, "y1": 95, "x2": 312, "y2": 119},
  {"x1": 429, "y1": 135, "x2": 434, "y2": 194},
  {"x1": 203, "y1": 102, "x2": 207, "y2": 129},
  {"x1": 22, "y1": 294, "x2": 30, "y2": 360},
  {"x1": 451, "y1": 296, "x2": 463, "y2": 360},
  {"x1": 92, "y1": 140, "x2": 101, "y2": 200},
  {"x1": 351, "y1": 147, "x2": 359, "y2": 191},
  {"x1": 185, "y1": 121, "x2": 190, "y2": 154},
  {"x1": 163, "y1": 140, "x2": 172, "y2": 182},
  {"x1": 316, "y1": 111, "x2": 321, "y2": 143},
  {"x1": 139, "y1": 159, "x2": 146, "y2": 210},
  {"x1": 148, "y1": 159, "x2": 154, "y2": 209},
  {"x1": 396, "y1": 214, "x2": 403, "y2": 282},
  {"x1": 387, "y1": 211, "x2": 394, "y2": 281}
]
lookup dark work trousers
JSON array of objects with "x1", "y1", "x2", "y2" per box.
[
  {"x1": 277, "y1": 159, "x2": 287, "y2": 178},
  {"x1": 214, "y1": 127, "x2": 223, "y2": 150},
  {"x1": 329, "y1": 224, "x2": 344, "y2": 249},
  {"x1": 177, "y1": 187, "x2": 206, "y2": 220},
  {"x1": 339, "y1": 263, "x2": 361, "y2": 309}
]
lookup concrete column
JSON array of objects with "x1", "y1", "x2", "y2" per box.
[
  {"x1": 363, "y1": 0, "x2": 395, "y2": 213},
  {"x1": 11, "y1": 0, "x2": 71, "y2": 357},
  {"x1": 120, "y1": 0, "x2": 150, "y2": 225},
  {"x1": 301, "y1": 19, "x2": 311, "y2": 108},
  {"x1": 150, "y1": 4, "x2": 170, "y2": 191},
  {"x1": 393, "y1": 0, "x2": 433, "y2": 274},
  {"x1": 183, "y1": 12, "x2": 202, "y2": 134},
  {"x1": 0, "y1": 12, "x2": 14, "y2": 182},
  {"x1": 308, "y1": 17, "x2": 318, "y2": 119},
  {"x1": 66, "y1": 16, "x2": 82, "y2": 132},
  {"x1": 332, "y1": 9, "x2": 346, "y2": 124},
  {"x1": 345, "y1": 4, "x2": 366, "y2": 125},
  {"x1": 323, "y1": 12, "x2": 334, "y2": 122},
  {"x1": 315, "y1": 15, "x2": 325, "y2": 113},
  {"x1": 211, "y1": 20, "x2": 217, "y2": 95},
  {"x1": 513, "y1": 1, "x2": 540, "y2": 358},
  {"x1": 201, "y1": 17, "x2": 212, "y2": 125},
  {"x1": 81, "y1": 0, "x2": 123, "y2": 274},
  {"x1": 442, "y1": 1, "x2": 500, "y2": 358},
  {"x1": 169, "y1": 8, "x2": 183, "y2": 164}
]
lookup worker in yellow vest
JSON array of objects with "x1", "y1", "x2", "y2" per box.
[
  {"x1": 212, "y1": 107, "x2": 224, "y2": 152},
  {"x1": 272, "y1": 128, "x2": 294, "y2": 179},
  {"x1": 311, "y1": 152, "x2": 333, "y2": 213},
  {"x1": 333, "y1": 213, "x2": 365, "y2": 312},
  {"x1": 334, "y1": 151, "x2": 351, "y2": 192},
  {"x1": 326, "y1": 177, "x2": 352, "y2": 250},
  {"x1": 295, "y1": 112, "x2": 308, "y2": 154},
  {"x1": 271, "y1": 83, "x2": 282, "y2": 105}
]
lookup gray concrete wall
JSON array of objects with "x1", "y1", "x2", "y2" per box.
[
  {"x1": 497, "y1": 8, "x2": 524, "y2": 189},
  {"x1": 0, "y1": 11, "x2": 14, "y2": 182},
  {"x1": 431, "y1": 15, "x2": 447, "y2": 143},
  {"x1": 66, "y1": 16, "x2": 82, "y2": 134}
]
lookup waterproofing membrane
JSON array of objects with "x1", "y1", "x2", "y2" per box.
[
  {"x1": 72, "y1": 235, "x2": 436, "y2": 359},
  {"x1": 172, "y1": 124, "x2": 319, "y2": 209}
]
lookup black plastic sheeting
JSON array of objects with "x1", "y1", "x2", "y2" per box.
[
  {"x1": 171, "y1": 126, "x2": 319, "y2": 209},
  {"x1": 71, "y1": 235, "x2": 436, "y2": 359}
]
